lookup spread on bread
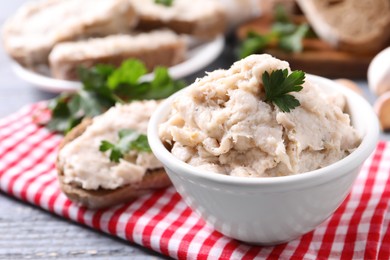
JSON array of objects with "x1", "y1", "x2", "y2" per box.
[
  {"x1": 2, "y1": 0, "x2": 136, "y2": 68},
  {"x1": 49, "y1": 30, "x2": 186, "y2": 80},
  {"x1": 48, "y1": 60, "x2": 183, "y2": 208},
  {"x1": 58, "y1": 101, "x2": 163, "y2": 190},
  {"x1": 130, "y1": 0, "x2": 226, "y2": 39},
  {"x1": 2, "y1": 0, "x2": 227, "y2": 80}
]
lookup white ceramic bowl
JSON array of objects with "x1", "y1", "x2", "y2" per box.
[{"x1": 148, "y1": 75, "x2": 379, "y2": 245}]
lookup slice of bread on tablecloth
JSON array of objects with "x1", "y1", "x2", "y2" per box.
[{"x1": 56, "y1": 101, "x2": 171, "y2": 209}]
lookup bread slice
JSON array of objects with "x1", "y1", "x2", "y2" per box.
[
  {"x1": 2, "y1": 0, "x2": 137, "y2": 68},
  {"x1": 49, "y1": 30, "x2": 186, "y2": 80},
  {"x1": 56, "y1": 113, "x2": 171, "y2": 210},
  {"x1": 296, "y1": 0, "x2": 390, "y2": 54},
  {"x1": 129, "y1": 0, "x2": 226, "y2": 39}
]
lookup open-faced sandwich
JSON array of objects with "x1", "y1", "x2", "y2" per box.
[
  {"x1": 2, "y1": 0, "x2": 227, "y2": 81},
  {"x1": 49, "y1": 30, "x2": 186, "y2": 80},
  {"x1": 129, "y1": 0, "x2": 226, "y2": 39},
  {"x1": 2, "y1": 0, "x2": 137, "y2": 68},
  {"x1": 56, "y1": 101, "x2": 171, "y2": 209}
]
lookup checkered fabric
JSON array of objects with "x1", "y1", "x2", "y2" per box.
[{"x1": 1, "y1": 103, "x2": 389, "y2": 259}]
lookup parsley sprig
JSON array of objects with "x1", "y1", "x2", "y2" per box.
[
  {"x1": 155, "y1": 0, "x2": 173, "y2": 7},
  {"x1": 262, "y1": 69, "x2": 305, "y2": 112},
  {"x1": 239, "y1": 5, "x2": 310, "y2": 58},
  {"x1": 44, "y1": 59, "x2": 185, "y2": 133},
  {"x1": 100, "y1": 129, "x2": 152, "y2": 163}
]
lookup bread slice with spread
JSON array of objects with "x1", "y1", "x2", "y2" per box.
[
  {"x1": 49, "y1": 30, "x2": 186, "y2": 80},
  {"x1": 130, "y1": 0, "x2": 226, "y2": 39},
  {"x1": 296, "y1": 0, "x2": 390, "y2": 54},
  {"x1": 56, "y1": 101, "x2": 170, "y2": 209},
  {"x1": 2, "y1": 0, "x2": 137, "y2": 68}
]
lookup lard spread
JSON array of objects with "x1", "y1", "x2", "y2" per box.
[
  {"x1": 159, "y1": 55, "x2": 361, "y2": 177},
  {"x1": 58, "y1": 101, "x2": 162, "y2": 190}
]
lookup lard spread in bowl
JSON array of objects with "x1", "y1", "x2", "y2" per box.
[
  {"x1": 148, "y1": 54, "x2": 378, "y2": 244},
  {"x1": 159, "y1": 54, "x2": 361, "y2": 177}
]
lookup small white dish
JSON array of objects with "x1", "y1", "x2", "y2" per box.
[
  {"x1": 148, "y1": 74, "x2": 379, "y2": 245},
  {"x1": 11, "y1": 36, "x2": 225, "y2": 93}
]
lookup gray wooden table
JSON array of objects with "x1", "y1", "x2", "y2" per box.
[{"x1": 0, "y1": 1, "x2": 385, "y2": 260}]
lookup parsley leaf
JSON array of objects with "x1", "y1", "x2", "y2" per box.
[
  {"x1": 239, "y1": 32, "x2": 273, "y2": 59},
  {"x1": 262, "y1": 69, "x2": 305, "y2": 112},
  {"x1": 274, "y1": 4, "x2": 290, "y2": 23},
  {"x1": 113, "y1": 66, "x2": 186, "y2": 101},
  {"x1": 278, "y1": 24, "x2": 309, "y2": 53},
  {"x1": 271, "y1": 22, "x2": 297, "y2": 35},
  {"x1": 107, "y1": 59, "x2": 147, "y2": 88},
  {"x1": 144, "y1": 67, "x2": 186, "y2": 99},
  {"x1": 44, "y1": 59, "x2": 185, "y2": 134},
  {"x1": 99, "y1": 129, "x2": 152, "y2": 163},
  {"x1": 238, "y1": 5, "x2": 310, "y2": 57},
  {"x1": 155, "y1": 0, "x2": 173, "y2": 6},
  {"x1": 45, "y1": 93, "x2": 82, "y2": 133}
]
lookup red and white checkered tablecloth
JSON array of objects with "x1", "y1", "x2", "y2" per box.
[{"x1": 1, "y1": 103, "x2": 390, "y2": 260}]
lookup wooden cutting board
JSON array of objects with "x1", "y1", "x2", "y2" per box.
[{"x1": 236, "y1": 14, "x2": 375, "y2": 79}]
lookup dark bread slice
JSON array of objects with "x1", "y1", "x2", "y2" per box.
[{"x1": 56, "y1": 119, "x2": 171, "y2": 209}]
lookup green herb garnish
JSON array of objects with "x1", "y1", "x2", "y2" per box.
[
  {"x1": 278, "y1": 24, "x2": 309, "y2": 53},
  {"x1": 45, "y1": 59, "x2": 185, "y2": 134},
  {"x1": 239, "y1": 5, "x2": 310, "y2": 58},
  {"x1": 239, "y1": 32, "x2": 274, "y2": 59},
  {"x1": 100, "y1": 129, "x2": 151, "y2": 163},
  {"x1": 262, "y1": 69, "x2": 305, "y2": 112},
  {"x1": 274, "y1": 4, "x2": 290, "y2": 23},
  {"x1": 155, "y1": 0, "x2": 173, "y2": 7}
]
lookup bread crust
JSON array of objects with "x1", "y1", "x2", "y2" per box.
[{"x1": 56, "y1": 119, "x2": 171, "y2": 209}]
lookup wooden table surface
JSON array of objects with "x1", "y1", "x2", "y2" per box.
[{"x1": 0, "y1": 1, "x2": 385, "y2": 259}]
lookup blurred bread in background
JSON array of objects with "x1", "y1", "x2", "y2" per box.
[
  {"x1": 130, "y1": 0, "x2": 226, "y2": 39},
  {"x1": 259, "y1": 0, "x2": 297, "y2": 15},
  {"x1": 2, "y1": 0, "x2": 137, "y2": 68},
  {"x1": 296, "y1": 0, "x2": 390, "y2": 54},
  {"x1": 49, "y1": 30, "x2": 186, "y2": 80},
  {"x1": 2, "y1": 0, "x2": 227, "y2": 81}
]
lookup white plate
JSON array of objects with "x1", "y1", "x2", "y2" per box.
[{"x1": 11, "y1": 36, "x2": 225, "y2": 93}]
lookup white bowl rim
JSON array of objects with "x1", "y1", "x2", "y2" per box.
[{"x1": 148, "y1": 74, "x2": 379, "y2": 188}]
